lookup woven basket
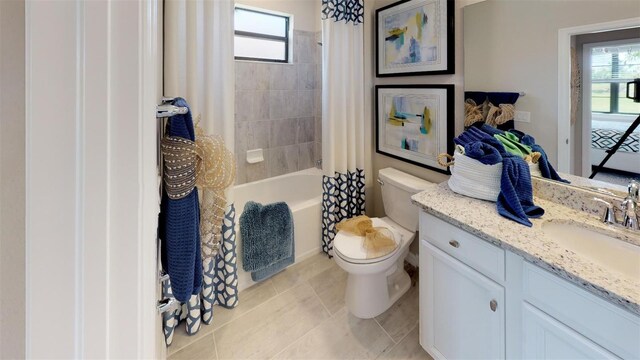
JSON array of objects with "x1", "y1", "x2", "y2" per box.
[{"x1": 446, "y1": 148, "x2": 540, "y2": 202}]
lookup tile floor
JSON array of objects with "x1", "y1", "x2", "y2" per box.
[{"x1": 168, "y1": 253, "x2": 432, "y2": 360}]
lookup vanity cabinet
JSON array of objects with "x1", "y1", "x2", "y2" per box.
[
  {"x1": 418, "y1": 212, "x2": 640, "y2": 360},
  {"x1": 420, "y1": 241, "x2": 505, "y2": 359},
  {"x1": 522, "y1": 303, "x2": 618, "y2": 359},
  {"x1": 420, "y1": 213, "x2": 506, "y2": 360}
]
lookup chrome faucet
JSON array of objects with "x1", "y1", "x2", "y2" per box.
[
  {"x1": 594, "y1": 180, "x2": 639, "y2": 231},
  {"x1": 621, "y1": 180, "x2": 639, "y2": 231},
  {"x1": 593, "y1": 198, "x2": 618, "y2": 225}
]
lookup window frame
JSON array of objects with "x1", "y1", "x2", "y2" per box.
[
  {"x1": 588, "y1": 39, "x2": 640, "y2": 115},
  {"x1": 234, "y1": 6, "x2": 291, "y2": 63}
]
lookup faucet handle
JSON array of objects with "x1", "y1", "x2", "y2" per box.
[
  {"x1": 593, "y1": 197, "x2": 617, "y2": 224},
  {"x1": 628, "y1": 180, "x2": 639, "y2": 202},
  {"x1": 621, "y1": 198, "x2": 639, "y2": 231}
]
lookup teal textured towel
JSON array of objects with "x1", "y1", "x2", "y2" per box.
[{"x1": 240, "y1": 201, "x2": 294, "y2": 272}]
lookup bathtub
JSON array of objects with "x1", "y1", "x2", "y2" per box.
[{"x1": 233, "y1": 168, "x2": 323, "y2": 291}]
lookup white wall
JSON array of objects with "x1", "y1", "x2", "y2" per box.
[
  {"x1": 464, "y1": 0, "x2": 640, "y2": 174},
  {"x1": 235, "y1": 0, "x2": 321, "y2": 32},
  {"x1": 0, "y1": 1, "x2": 26, "y2": 358}
]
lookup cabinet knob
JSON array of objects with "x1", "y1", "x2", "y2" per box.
[
  {"x1": 490, "y1": 299, "x2": 498, "y2": 312},
  {"x1": 449, "y1": 240, "x2": 460, "y2": 248}
]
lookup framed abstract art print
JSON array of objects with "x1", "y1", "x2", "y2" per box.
[
  {"x1": 376, "y1": 0, "x2": 454, "y2": 77},
  {"x1": 375, "y1": 85, "x2": 454, "y2": 173}
]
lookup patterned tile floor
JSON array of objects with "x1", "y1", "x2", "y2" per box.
[{"x1": 168, "y1": 253, "x2": 432, "y2": 360}]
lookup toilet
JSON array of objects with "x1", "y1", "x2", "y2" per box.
[{"x1": 333, "y1": 167, "x2": 433, "y2": 319}]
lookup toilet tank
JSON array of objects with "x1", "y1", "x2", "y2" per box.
[{"x1": 379, "y1": 168, "x2": 434, "y2": 231}]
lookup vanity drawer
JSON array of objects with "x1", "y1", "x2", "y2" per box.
[
  {"x1": 523, "y1": 262, "x2": 640, "y2": 359},
  {"x1": 420, "y1": 213, "x2": 505, "y2": 283}
]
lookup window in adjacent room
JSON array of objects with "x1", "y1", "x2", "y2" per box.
[
  {"x1": 590, "y1": 41, "x2": 640, "y2": 114},
  {"x1": 234, "y1": 6, "x2": 291, "y2": 63}
]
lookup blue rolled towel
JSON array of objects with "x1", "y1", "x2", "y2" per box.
[
  {"x1": 508, "y1": 130, "x2": 569, "y2": 183},
  {"x1": 454, "y1": 126, "x2": 493, "y2": 146},
  {"x1": 240, "y1": 201, "x2": 294, "y2": 272},
  {"x1": 464, "y1": 138, "x2": 503, "y2": 165},
  {"x1": 159, "y1": 98, "x2": 202, "y2": 303},
  {"x1": 478, "y1": 123, "x2": 504, "y2": 136}
]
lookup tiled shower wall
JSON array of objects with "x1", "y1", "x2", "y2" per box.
[{"x1": 235, "y1": 30, "x2": 322, "y2": 185}]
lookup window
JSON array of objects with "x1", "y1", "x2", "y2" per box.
[
  {"x1": 590, "y1": 42, "x2": 640, "y2": 114},
  {"x1": 234, "y1": 6, "x2": 291, "y2": 63}
]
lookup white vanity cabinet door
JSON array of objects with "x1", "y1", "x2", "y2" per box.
[
  {"x1": 421, "y1": 240, "x2": 505, "y2": 360},
  {"x1": 523, "y1": 303, "x2": 620, "y2": 359}
]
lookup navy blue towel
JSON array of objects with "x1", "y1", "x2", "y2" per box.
[
  {"x1": 240, "y1": 201, "x2": 294, "y2": 280},
  {"x1": 496, "y1": 157, "x2": 545, "y2": 227},
  {"x1": 454, "y1": 126, "x2": 493, "y2": 146},
  {"x1": 159, "y1": 98, "x2": 202, "y2": 302},
  {"x1": 464, "y1": 138, "x2": 504, "y2": 165},
  {"x1": 508, "y1": 130, "x2": 569, "y2": 183}
]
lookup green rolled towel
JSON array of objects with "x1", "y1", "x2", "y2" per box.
[{"x1": 494, "y1": 132, "x2": 532, "y2": 158}]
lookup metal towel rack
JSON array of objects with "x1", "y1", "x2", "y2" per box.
[{"x1": 155, "y1": 97, "x2": 188, "y2": 315}]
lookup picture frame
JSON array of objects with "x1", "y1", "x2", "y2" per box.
[
  {"x1": 375, "y1": 85, "x2": 454, "y2": 174},
  {"x1": 376, "y1": 0, "x2": 454, "y2": 77}
]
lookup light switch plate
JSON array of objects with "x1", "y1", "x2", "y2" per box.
[{"x1": 514, "y1": 110, "x2": 531, "y2": 123}]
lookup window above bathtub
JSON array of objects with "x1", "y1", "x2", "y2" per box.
[{"x1": 234, "y1": 5, "x2": 292, "y2": 63}]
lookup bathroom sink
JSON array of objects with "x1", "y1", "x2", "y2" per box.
[{"x1": 542, "y1": 221, "x2": 640, "y2": 280}]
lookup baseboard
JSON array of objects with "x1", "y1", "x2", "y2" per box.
[{"x1": 405, "y1": 251, "x2": 419, "y2": 268}]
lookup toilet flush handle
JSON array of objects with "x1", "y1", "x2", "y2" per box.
[{"x1": 377, "y1": 178, "x2": 384, "y2": 186}]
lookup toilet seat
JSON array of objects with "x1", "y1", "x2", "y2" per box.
[{"x1": 333, "y1": 217, "x2": 412, "y2": 264}]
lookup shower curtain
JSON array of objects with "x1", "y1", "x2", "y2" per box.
[
  {"x1": 162, "y1": 0, "x2": 238, "y2": 345},
  {"x1": 321, "y1": 0, "x2": 366, "y2": 257}
]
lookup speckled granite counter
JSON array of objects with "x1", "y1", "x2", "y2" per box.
[{"x1": 411, "y1": 182, "x2": 640, "y2": 315}]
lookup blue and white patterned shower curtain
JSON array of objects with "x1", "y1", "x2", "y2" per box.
[
  {"x1": 321, "y1": 0, "x2": 366, "y2": 257},
  {"x1": 162, "y1": 0, "x2": 238, "y2": 345}
]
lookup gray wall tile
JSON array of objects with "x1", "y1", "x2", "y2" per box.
[
  {"x1": 254, "y1": 63, "x2": 271, "y2": 90},
  {"x1": 246, "y1": 155, "x2": 269, "y2": 183},
  {"x1": 297, "y1": 117, "x2": 315, "y2": 143},
  {"x1": 270, "y1": 64, "x2": 297, "y2": 90},
  {"x1": 235, "y1": 90, "x2": 255, "y2": 122},
  {"x1": 269, "y1": 91, "x2": 286, "y2": 119},
  {"x1": 254, "y1": 90, "x2": 270, "y2": 120},
  {"x1": 314, "y1": 89, "x2": 322, "y2": 117},
  {"x1": 297, "y1": 63, "x2": 316, "y2": 90},
  {"x1": 297, "y1": 90, "x2": 314, "y2": 118},
  {"x1": 234, "y1": 29, "x2": 321, "y2": 182},
  {"x1": 235, "y1": 152, "x2": 247, "y2": 185},
  {"x1": 270, "y1": 118, "x2": 298, "y2": 147},
  {"x1": 315, "y1": 142, "x2": 322, "y2": 163},
  {"x1": 315, "y1": 116, "x2": 322, "y2": 143},
  {"x1": 268, "y1": 145, "x2": 298, "y2": 177},
  {"x1": 236, "y1": 62, "x2": 257, "y2": 90},
  {"x1": 298, "y1": 142, "x2": 315, "y2": 170},
  {"x1": 293, "y1": 31, "x2": 317, "y2": 64},
  {"x1": 235, "y1": 120, "x2": 270, "y2": 153}
]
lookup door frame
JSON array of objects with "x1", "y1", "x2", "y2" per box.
[
  {"x1": 25, "y1": 0, "x2": 160, "y2": 357},
  {"x1": 557, "y1": 17, "x2": 640, "y2": 173}
]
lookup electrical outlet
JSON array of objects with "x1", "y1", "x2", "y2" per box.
[{"x1": 514, "y1": 110, "x2": 530, "y2": 123}]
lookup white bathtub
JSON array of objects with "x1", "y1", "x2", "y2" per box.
[{"x1": 233, "y1": 168, "x2": 323, "y2": 291}]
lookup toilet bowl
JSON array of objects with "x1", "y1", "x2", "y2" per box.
[{"x1": 333, "y1": 168, "x2": 433, "y2": 319}]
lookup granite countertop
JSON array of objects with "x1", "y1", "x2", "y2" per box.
[{"x1": 411, "y1": 182, "x2": 640, "y2": 316}]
